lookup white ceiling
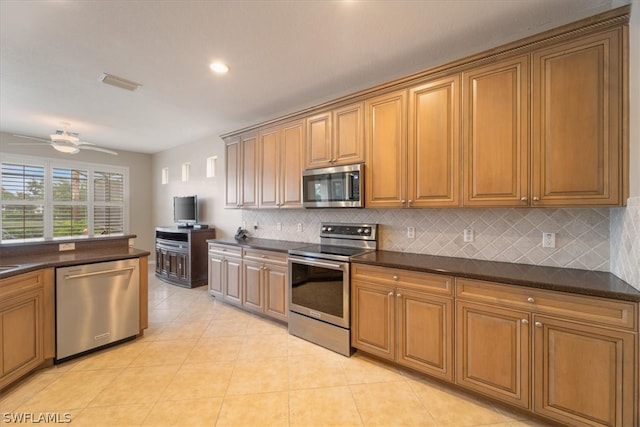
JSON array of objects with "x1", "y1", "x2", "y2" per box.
[{"x1": 0, "y1": 0, "x2": 625, "y2": 154}]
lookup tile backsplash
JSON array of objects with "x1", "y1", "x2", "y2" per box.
[
  {"x1": 242, "y1": 207, "x2": 611, "y2": 271},
  {"x1": 610, "y1": 197, "x2": 640, "y2": 289}
]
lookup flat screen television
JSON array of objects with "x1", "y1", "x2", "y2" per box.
[{"x1": 173, "y1": 195, "x2": 197, "y2": 227}]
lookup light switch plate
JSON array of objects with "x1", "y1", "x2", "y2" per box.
[{"x1": 59, "y1": 242, "x2": 75, "y2": 251}]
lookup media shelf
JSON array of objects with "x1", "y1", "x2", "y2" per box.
[{"x1": 155, "y1": 226, "x2": 216, "y2": 288}]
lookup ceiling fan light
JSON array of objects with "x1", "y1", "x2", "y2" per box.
[
  {"x1": 50, "y1": 133, "x2": 79, "y2": 143},
  {"x1": 52, "y1": 142, "x2": 79, "y2": 154}
]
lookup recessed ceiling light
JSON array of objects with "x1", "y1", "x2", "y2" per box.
[{"x1": 210, "y1": 61, "x2": 230, "y2": 74}]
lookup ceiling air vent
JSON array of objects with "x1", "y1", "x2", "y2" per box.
[{"x1": 100, "y1": 73, "x2": 141, "y2": 91}]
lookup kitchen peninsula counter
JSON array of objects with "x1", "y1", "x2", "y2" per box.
[
  {"x1": 350, "y1": 250, "x2": 640, "y2": 302},
  {"x1": 207, "y1": 237, "x2": 308, "y2": 253}
]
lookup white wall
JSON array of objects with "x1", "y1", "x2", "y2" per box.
[
  {"x1": 151, "y1": 135, "x2": 241, "y2": 240},
  {"x1": 0, "y1": 132, "x2": 154, "y2": 254}
]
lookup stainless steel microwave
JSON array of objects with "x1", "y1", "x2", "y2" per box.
[{"x1": 302, "y1": 163, "x2": 364, "y2": 208}]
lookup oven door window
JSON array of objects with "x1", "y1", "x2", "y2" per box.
[{"x1": 290, "y1": 262, "x2": 345, "y2": 319}]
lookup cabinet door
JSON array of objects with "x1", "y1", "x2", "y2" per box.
[
  {"x1": 533, "y1": 316, "x2": 634, "y2": 427},
  {"x1": 166, "y1": 251, "x2": 178, "y2": 278},
  {"x1": 225, "y1": 138, "x2": 240, "y2": 208},
  {"x1": 333, "y1": 102, "x2": 364, "y2": 166},
  {"x1": 264, "y1": 263, "x2": 288, "y2": 322},
  {"x1": 258, "y1": 127, "x2": 280, "y2": 208},
  {"x1": 279, "y1": 120, "x2": 304, "y2": 208},
  {"x1": 177, "y1": 253, "x2": 189, "y2": 281},
  {"x1": 155, "y1": 247, "x2": 163, "y2": 274},
  {"x1": 305, "y1": 112, "x2": 332, "y2": 169},
  {"x1": 462, "y1": 56, "x2": 529, "y2": 206},
  {"x1": 207, "y1": 254, "x2": 224, "y2": 297},
  {"x1": 409, "y1": 75, "x2": 460, "y2": 207},
  {"x1": 242, "y1": 261, "x2": 264, "y2": 313},
  {"x1": 365, "y1": 90, "x2": 407, "y2": 208},
  {"x1": 456, "y1": 301, "x2": 530, "y2": 409},
  {"x1": 397, "y1": 288, "x2": 454, "y2": 382},
  {"x1": 0, "y1": 290, "x2": 44, "y2": 387},
  {"x1": 240, "y1": 134, "x2": 258, "y2": 208},
  {"x1": 532, "y1": 30, "x2": 622, "y2": 206},
  {"x1": 224, "y1": 257, "x2": 243, "y2": 307},
  {"x1": 351, "y1": 280, "x2": 395, "y2": 361}
]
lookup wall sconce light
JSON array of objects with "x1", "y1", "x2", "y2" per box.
[
  {"x1": 206, "y1": 156, "x2": 217, "y2": 178},
  {"x1": 181, "y1": 162, "x2": 190, "y2": 182},
  {"x1": 161, "y1": 167, "x2": 169, "y2": 185}
]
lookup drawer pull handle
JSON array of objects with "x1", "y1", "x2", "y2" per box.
[
  {"x1": 527, "y1": 297, "x2": 535, "y2": 303},
  {"x1": 392, "y1": 275, "x2": 398, "y2": 281},
  {"x1": 535, "y1": 322, "x2": 542, "y2": 328},
  {"x1": 521, "y1": 319, "x2": 529, "y2": 325}
]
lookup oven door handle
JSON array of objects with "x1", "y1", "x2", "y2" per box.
[{"x1": 289, "y1": 257, "x2": 346, "y2": 271}]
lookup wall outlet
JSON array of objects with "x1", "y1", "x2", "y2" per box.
[
  {"x1": 407, "y1": 226, "x2": 415, "y2": 239},
  {"x1": 253, "y1": 222, "x2": 259, "y2": 230},
  {"x1": 276, "y1": 222, "x2": 282, "y2": 231},
  {"x1": 463, "y1": 228, "x2": 474, "y2": 243},
  {"x1": 59, "y1": 242, "x2": 75, "y2": 251},
  {"x1": 542, "y1": 232, "x2": 556, "y2": 248},
  {"x1": 297, "y1": 223, "x2": 303, "y2": 232}
]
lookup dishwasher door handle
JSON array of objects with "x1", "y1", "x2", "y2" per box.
[{"x1": 64, "y1": 266, "x2": 136, "y2": 280}]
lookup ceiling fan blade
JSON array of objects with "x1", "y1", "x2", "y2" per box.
[
  {"x1": 12, "y1": 134, "x2": 51, "y2": 143},
  {"x1": 8, "y1": 141, "x2": 52, "y2": 146},
  {"x1": 79, "y1": 145, "x2": 118, "y2": 155}
]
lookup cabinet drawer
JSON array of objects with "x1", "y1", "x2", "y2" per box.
[
  {"x1": 456, "y1": 278, "x2": 637, "y2": 331},
  {"x1": 352, "y1": 263, "x2": 453, "y2": 297},
  {"x1": 242, "y1": 248, "x2": 288, "y2": 265},
  {"x1": 208, "y1": 244, "x2": 242, "y2": 258},
  {"x1": 0, "y1": 270, "x2": 47, "y2": 300}
]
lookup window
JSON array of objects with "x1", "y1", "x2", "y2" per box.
[{"x1": 0, "y1": 155, "x2": 128, "y2": 241}]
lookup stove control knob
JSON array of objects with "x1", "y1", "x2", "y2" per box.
[
  {"x1": 357, "y1": 228, "x2": 363, "y2": 233},
  {"x1": 363, "y1": 228, "x2": 371, "y2": 234},
  {"x1": 322, "y1": 226, "x2": 327, "y2": 232},
  {"x1": 326, "y1": 227, "x2": 333, "y2": 232}
]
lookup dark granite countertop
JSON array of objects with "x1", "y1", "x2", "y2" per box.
[
  {"x1": 207, "y1": 238, "x2": 310, "y2": 253},
  {"x1": 350, "y1": 250, "x2": 640, "y2": 303},
  {"x1": 0, "y1": 247, "x2": 150, "y2": 281}
]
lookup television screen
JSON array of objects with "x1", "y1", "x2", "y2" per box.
[{"x1": 173, "y1": 195, "x2": 197, "y2": 225}]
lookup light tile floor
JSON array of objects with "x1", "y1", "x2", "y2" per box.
[{"x1": 1, "y1": 273, "x2": 555, "y2": 426}]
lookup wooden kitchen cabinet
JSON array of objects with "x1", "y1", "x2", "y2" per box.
[
  {"x1": 455, "y1": 277, "x2": 637, "y2": 426},
  {"x1": 408, "y1": 74, "x2": 461, "y2": 207},
  {"x1": 258, "y1": 119, "x2": 304, "y2": 208},
  {"x1": 208, "y1": 244, "x2": 242, "y2": 307},
  {"x1": 225, "y1": 132, "x2": 258, "y2": 208},
  {"x1": 532, "y1": 29, "x2": 623, "y2": 206},
  {"x1": 352, "y1": 263, "x2": 454, "y2": 381},
  {"x1": 533, "y1": 315, "x2": 635, "y2": 427},
  {"x1": 364, "y1": 90, "x2": 408, "y2": 208},
  {"x1": 0, "y1": 269, "x2": 54, "y2": 391},
  {"x1": 305, "y1": 102, "x2": 364, "y2": 170},
  {"x1": 462, "y1": 55, "x2": 529, "y2": 207},
  {"x1": 242, "y1": 248, "x2": 288, "y2": 322},
  {"x1": 456, "y1": 300, "x2": 530, "y2": 409}
]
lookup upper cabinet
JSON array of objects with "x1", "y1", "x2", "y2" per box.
[
  {"x1": 365, "y1": 90, "x2": 407, "y2": 208},
  {"x1": 225, "y1": 133, "x2": 257, "y2": 209},
  {"x1": 258, "y1": 120, "x2": 304, "y2": 208},
  {"x1": 462, "y1": 56, "x2": 529, "y2": 207},
  {"x1": 532, "y1": 29, "x2": 623, "y2": 206},
  {"x1": 305, "y1": 102, "x2": 364, "y2": 169},
  {"x1": 409, "y1": 74, "x2": 461, "y2": 207}
]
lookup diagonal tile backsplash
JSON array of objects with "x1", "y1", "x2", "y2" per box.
[
  {"x1": 610, "y1": 197, "x2": 640, "y2": 289},
  {"x1": 242, "y1": 207, "x2": 611, "y2": 271}
]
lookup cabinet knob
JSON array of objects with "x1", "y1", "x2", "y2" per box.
[
  {"x1": 392, "y1": 275, "x2": 398, "y2": 281},
  {"x1": 527, "y1": 297, "x2": 535, "y2": 303},
  {"x1": 388, "y1": 291, "x2": 394, "y2": 296},
  {"x1": 396, "y1": 293, "x2": 402, "y2": 298},
  {"x1": 401, "y1": 200, "x2": 406, "y2": 204},
  {"x1": 261, "y1": 255, "x2": 266, "y2": 258},
  {"x1": 535, "y1": 322, "x2": 542, "y2": 328},
  {"x1": 520, "y1": 196, "x2": 527, "y2": 202},
  {"x1": 408, "y1": 200, "x2": 413, "y2": 205},
  {"x1": 533, "y1": 196, "x2": 540, "y2": 201},
  {"x1": 521, "y1": 319, "x2": 529, "y2": 325}
]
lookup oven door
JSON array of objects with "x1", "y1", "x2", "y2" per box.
[{"x1": 288, "y1": 255, "x2": 350, "y2": 328}]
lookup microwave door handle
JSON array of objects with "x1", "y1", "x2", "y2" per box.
[{"x1": 345, "y1": 173, "x2": 352, "y2": 200}]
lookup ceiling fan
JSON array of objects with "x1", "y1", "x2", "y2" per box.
[{"x1": 11, "y1": 123, "x2": 118, "y2": 156}]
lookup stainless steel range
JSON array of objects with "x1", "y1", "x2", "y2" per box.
[{"x1": 288, "y1": 223, "x2": 377, "y2": 356}]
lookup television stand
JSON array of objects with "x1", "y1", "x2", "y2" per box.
[{"x1": 155, "y1": 226, "x2": 216, "y2": 288}]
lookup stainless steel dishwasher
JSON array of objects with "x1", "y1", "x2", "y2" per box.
[{"x1": 56, "y1": 258, "x2": 140, "y2": 361}]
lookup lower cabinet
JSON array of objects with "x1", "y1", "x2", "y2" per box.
[
  {"x1": 351, "y1": 263, "x2": 454, "y2": 382},
  {"x1": 455, "y1": 277, "x2": 637, "y2": 427},
  {"x1": 208, "y1": 243, "x2": 288, "y2": 322},
  {"x1": 0, "y1": 269, "x2": 54, "y2": 391}
]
